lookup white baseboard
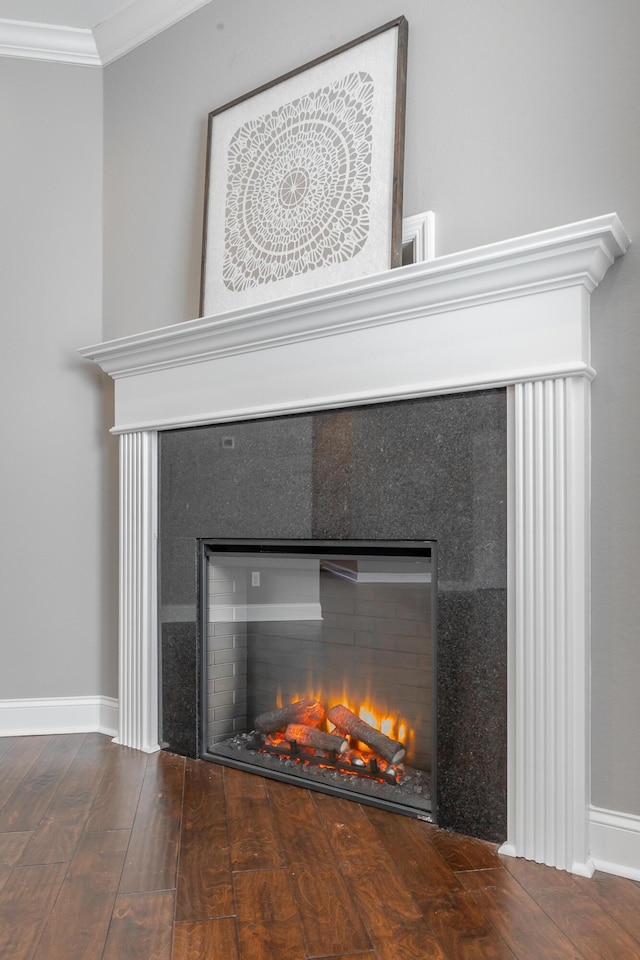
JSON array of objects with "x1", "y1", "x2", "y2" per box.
[
  {"x1": 0, "y1": 696, "x2": 119, "y2": 739},
  {"x1": 590, "y1": 805, "x2": 640, "y2": 881}
]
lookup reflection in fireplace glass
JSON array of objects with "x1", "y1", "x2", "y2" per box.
[{"x1": 200, "y1": 540, "x2": 435, "y2": 819}]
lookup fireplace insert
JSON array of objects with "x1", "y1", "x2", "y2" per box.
[{"x1": 199, "y1": 539, "x2": 436, "y2": 819}]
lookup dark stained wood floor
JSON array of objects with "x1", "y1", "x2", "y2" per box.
[{"x1": 1, "y1": 734, "x2": 640, "y2": 959}]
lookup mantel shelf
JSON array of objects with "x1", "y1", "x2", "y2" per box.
[{"x1": 81, "y1": 213, "x2": 629, "y2": 381}]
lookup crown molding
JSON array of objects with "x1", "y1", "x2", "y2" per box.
[
  {"x1": 0, "y1": 0, "x2": 213, "y2": 67},
  {"x1": 0, "y1": 18, "x2": 100, "y2": 66},
  {"x1": 79, "y1": 213, "x2": 630, "y2": 382}
]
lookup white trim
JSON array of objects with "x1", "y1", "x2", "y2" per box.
[
  {"x1": 0, "y1": 1, "x2": 213, "y2": 66},
  {"x1": 590, "y1": 806, "x2": 640, "y2": 881},
  {"x1": 402, "y1": 211, "x2": 435, "y2": 263},
  {"x1": 79, "y1": 214, "x2": 628, "y2": 382},
  {"x1": 0, "y1": 696, "x2": 119, "y2": 738},
  {"x1": 100, "y1": 362, "x2": 597, "y2": 437},
  {"x1": 506, "y1": 377, "x2": 593, "y2": 875},
  {"x1": 78, "y1": 215, "x2": 628, "y2": 438},
  {"x1": 116, "y1": 431, "x2": 159, "y2": 754},
  {"x1": 0, "y1": 19, "x2": 100, "y2": 66}
]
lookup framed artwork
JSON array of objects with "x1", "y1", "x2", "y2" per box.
[{"x1": 200, "y1": 17, "x2": 408, "y2": 316}]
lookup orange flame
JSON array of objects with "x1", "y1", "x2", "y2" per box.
[{"x1": 272, "y1": 687, "x2": 413, "y2": 754}]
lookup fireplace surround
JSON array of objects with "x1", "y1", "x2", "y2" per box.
[
  {"x1": 158, "y1": 391, "x2": 508, "y2": 841},
  {"x1": 80, "y1": 212, "x2": 629, "y2": 874}
]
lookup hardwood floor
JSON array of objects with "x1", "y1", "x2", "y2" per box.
[{"x1": 1, "y1": 733, "x2": 640, "y2": 959}]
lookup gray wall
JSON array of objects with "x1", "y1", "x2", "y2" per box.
[
  {"x1": 102, "y1": 0, "x2": 640, "y2": 817},
  {"x1": 0, "y1": 58, "x2": 118, "y2": 700},
  {"x1": 7, "y1": 4, "x2": 637, "y2": 813}
]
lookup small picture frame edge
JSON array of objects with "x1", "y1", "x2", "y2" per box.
[{"x1": 402, "y1": 211, "x2": 436, "y2": 265}]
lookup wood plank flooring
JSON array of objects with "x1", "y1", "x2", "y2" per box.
[{"x1": 1, "y1": 733, "x2": 640, "y2": 959}]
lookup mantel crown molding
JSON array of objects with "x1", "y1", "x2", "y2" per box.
[{"x1": 80, "y1": 213, "x2": 630, "y2": 382}]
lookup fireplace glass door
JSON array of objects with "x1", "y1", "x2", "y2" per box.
[{"x1": 200, "y1": 539, "x2": 435, "y2": 818}]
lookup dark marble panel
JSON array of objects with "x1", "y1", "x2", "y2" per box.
[
  {"x1": 436, "y1": 588, "x2": 508, "y2": 842},
  {"x1": 160, "y1": 621, "x2": 199, "y2": 758},
  {"x1": 312, "y1": 393, "x2": 507, "y2": 586},
  {"x1": 159, "y1": 536, "x2": 199, "y2": 607},
  {"x1": 160, "y1": 417, "x2": 314, "y2": 540}
]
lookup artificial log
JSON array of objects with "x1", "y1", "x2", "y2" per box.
[
  {"x1": 344, "y1": 749, "x2": 367, "y2": 768},
  {"x1": 327, "y1": 704, "x2": 406, "y2": 765},
  {"x1": 254, "y1": 699, "x2": 325, "y2": 734},
  {"x1": 284, "y1": 724, "x2": 348, "y2": 754}
]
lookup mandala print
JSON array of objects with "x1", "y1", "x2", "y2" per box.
[{"x1": 223, "y1": 71, "x2": 374, "y2": 291}]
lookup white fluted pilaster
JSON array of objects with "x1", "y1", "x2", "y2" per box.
[
  {"x1": 503, "y1": 377, "x2": 593, "y2": 874},
  {"x1": 116, "y1": 430, "x2": 159, "y2": 753}
]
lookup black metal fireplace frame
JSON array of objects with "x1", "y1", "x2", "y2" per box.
[{"x1": 197, "y1": 537, "x2": 437, "y2": 820}]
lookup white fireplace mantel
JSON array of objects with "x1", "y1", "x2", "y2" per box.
[
  {"x1": 81, "y1": 213, "x2": 629, "y2": 875},
  {"x1": 83, "y1": 213, "x2": 628, "y2": 433}
]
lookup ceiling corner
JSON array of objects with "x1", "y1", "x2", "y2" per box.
[
  {"x1": 93, "y1": 0, "x2": 213, "y2": 65},
  {"x1": 0, "y1": 0, "x2": 214, "y2": 67}
]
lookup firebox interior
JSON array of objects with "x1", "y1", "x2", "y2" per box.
[{"x1": 199, "y1": 539, "x2": 436, "y2": 819}]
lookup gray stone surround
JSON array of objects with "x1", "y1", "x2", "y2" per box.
[{"x1": 158, "y1": 389, "x2": 507, "y2": 842}]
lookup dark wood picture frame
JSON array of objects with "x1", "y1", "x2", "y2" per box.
[{"x1": 200, "y1": 17, "x2": 408, "y2": 316}]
